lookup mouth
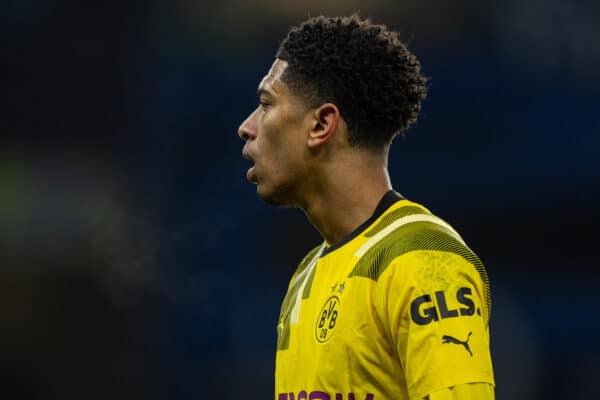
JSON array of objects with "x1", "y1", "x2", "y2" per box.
[{"x1": 242, "y1": 148, "x2": 258, "y2": 184}]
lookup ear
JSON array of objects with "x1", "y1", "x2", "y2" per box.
[{"x1": 307, "y1": 103, "x2": 341, "y2": 149}]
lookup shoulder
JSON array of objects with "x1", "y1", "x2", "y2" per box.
[
  {"x1": 299, "y1": 244, "x2": 322, "y2": 268},
  {"x1": 352, "y1": 199, "x2": 492, "y2": 320},
  {"x1": 292, "y1": 244, "x2": 322, "y2": 277},
  {"x1": 351, "y1": 200, "x2": 488, "y2": 287}
]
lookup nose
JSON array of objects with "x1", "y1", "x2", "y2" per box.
[{"x1": 238, "y1": 109, "x2": 257, "y2": 141}]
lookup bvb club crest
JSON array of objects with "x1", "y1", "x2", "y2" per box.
[{"x1": 315, "y1": 295, "x2": 340, "y2": 343}]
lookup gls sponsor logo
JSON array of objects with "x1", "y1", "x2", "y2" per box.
[
  {"x1": 410, "y1": 287, "x2": 480, "y2": 325},
  {"x1": 278, "y1": 391, "x2": 374, "y2": 400}
]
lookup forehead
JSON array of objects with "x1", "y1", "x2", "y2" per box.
[{"x1": 258, "y1": 59, "x2": 289, "y2": 94}]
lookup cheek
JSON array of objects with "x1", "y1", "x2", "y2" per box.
[
  {"x1": 259, "y1": 117, "x2": 288, "y2": 156},
  {"x1": 258, "y1": 108, "x2": 307, "y2": 170}
]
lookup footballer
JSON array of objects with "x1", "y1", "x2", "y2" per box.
[{"x1": 238, "y1": 15, "x2": 495, "y2": 400}]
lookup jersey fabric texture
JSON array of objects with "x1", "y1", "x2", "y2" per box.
[{"x1": 275, "y1": 191, "x2": 495, "y2": 400}]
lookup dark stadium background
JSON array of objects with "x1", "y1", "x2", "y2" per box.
[{"x1": 3, "y1": 1, "x2": 599, "y2": 399}]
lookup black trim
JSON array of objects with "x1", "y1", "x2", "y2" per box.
[{"x1": 320, "y1": 190, "x2": 404, "y2": 257}]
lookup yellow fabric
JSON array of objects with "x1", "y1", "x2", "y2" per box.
[
  {"x1": 427, "y1": 383, "x2": 495, "y2": 400},
  {"x1": 275, "y1": 199, "x2": 495, "y2": 400}
]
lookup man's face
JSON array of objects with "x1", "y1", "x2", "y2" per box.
[{"x1": 238, "y1": 59, "x2": 312, "y2": 205}]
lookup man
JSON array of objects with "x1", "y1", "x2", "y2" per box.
[{"x1": 238, "y1": 15, "x2": 495, "y2": 400}]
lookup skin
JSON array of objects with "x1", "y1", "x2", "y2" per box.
[{"x1": 238, "y1": 59, "x2": 393, "y2": 245}]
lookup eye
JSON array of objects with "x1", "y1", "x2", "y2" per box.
[{"x1": 259, "y1": 100, "x2": 270, "y2": 109}]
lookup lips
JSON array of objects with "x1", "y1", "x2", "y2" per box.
[
  {"x1": 242, "y1": 147, "x2": 258, "y2": 183},
  {"x1": 246, "y1": 166, "x2": 257, "y2": 183}
]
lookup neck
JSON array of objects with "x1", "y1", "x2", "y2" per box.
[{"x1": 299, "y1": 151, "x2": 393, "y2": 246}]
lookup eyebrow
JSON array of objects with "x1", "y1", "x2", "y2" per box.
[{"x1": 257, "y1": 87, "x2": 274, "y2": 98}]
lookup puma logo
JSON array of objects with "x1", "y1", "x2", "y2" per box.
[{"x1": 442, "y1": 332, "x2": 473, "y2": 356}]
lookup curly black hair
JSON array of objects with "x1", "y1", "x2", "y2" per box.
[{"x1": 276, "y1": 15, "x2": 427, "y2": 149}]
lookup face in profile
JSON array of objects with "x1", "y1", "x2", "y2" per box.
[{"x1": 238, "y1": 59, "x2": 312, "y2": 206}]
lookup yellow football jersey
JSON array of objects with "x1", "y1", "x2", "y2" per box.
[{"x1": 275, "y1": 191, "x2": 494, "y2": 400}]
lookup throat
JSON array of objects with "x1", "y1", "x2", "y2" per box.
[{"x1": 304, "y1": 189, "x2": 400, "y2": 251}]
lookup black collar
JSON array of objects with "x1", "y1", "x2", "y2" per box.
[{"x1": 320, "y1": 190, "x2": 403, "y2": 257}]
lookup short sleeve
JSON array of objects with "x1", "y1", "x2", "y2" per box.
[{"x1": 373, "y1": 250, "x2": 495, "y2": 399}]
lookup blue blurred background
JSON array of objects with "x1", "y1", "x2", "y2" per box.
[{"x1": 2, "y1": 0, "x2": 599, "y2": 398}]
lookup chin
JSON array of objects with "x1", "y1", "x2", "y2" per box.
[{"x1": 257, "y1": 183, "x2": 296, "y2": 207}]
